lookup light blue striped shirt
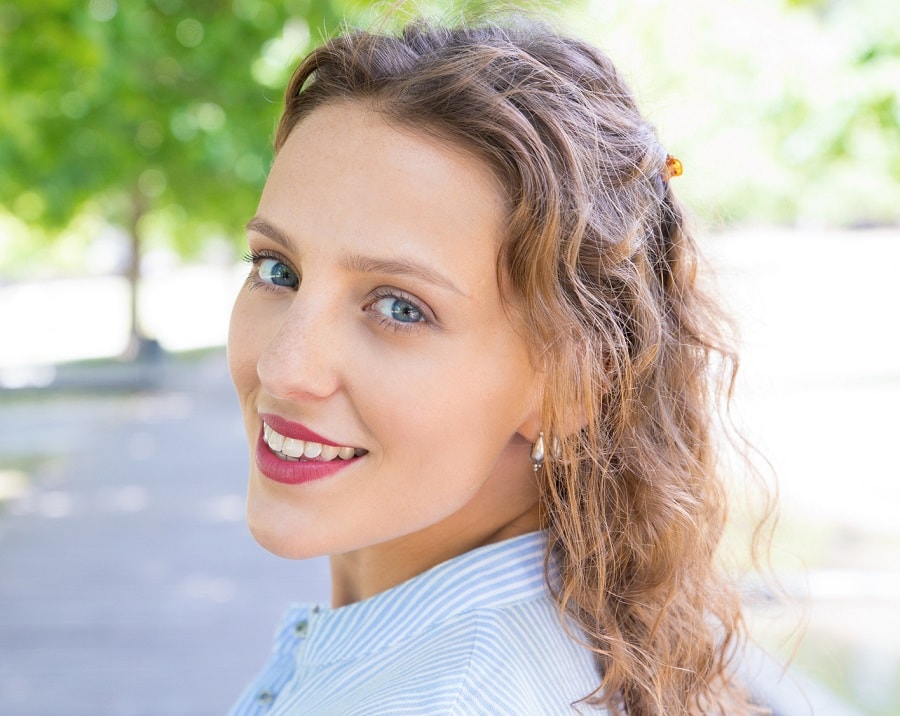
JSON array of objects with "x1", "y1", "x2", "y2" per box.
[{"x1": 229, "y1": 532, "x2": 606, "y2": 715}]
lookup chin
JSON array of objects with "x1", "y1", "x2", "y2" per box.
[
  {"x1": 245, "y1": 493, "x2": 327, "y2": 560},
  {"x1": 247, "y1": 518, "x2": 323, "y2": 560}
]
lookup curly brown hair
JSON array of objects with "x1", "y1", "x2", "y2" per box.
[{"x1": 273, "y1": 17, "x2": 773, "y2": 715}]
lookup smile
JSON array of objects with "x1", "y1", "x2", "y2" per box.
[{"x1": 263, "y1": 422, "x2": 367, "y2": 462}]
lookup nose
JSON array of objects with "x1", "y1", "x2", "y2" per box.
[{"x1": 256, "y1": 290, "x2": 343, "y2": 401}]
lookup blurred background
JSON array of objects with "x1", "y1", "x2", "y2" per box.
[{"x1": 1, "y1": 0, "x2": 897, "y2": 714}]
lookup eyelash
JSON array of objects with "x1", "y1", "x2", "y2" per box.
[
  {"x1": 243, "y1": 249, "x2": 296, "y2": 294},
  {"x1": 242, "y1": 250, "x2": 433, "y2": 334},
  {"x1": 364, "y1": 287, "x2": 431, "y2": 335}
]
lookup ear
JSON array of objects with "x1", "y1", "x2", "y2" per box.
[
  {"x1": 516, "y1": 370, "x2": 546, "y2": 444},
  {"x1": 518, "y1": 413, "x2": 544, "y2": 445},
  {"x1": 517, "y1": 366, "x2": 593, "y2": 443}
]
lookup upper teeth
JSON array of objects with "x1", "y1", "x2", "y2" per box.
[{"x1": 264, "y1": 423, "x2": 362, "y2": 462}]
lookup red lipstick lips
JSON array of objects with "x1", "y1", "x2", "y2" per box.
[{"x1": 255, "y1": 414, "x2": 364, "y2": 485}]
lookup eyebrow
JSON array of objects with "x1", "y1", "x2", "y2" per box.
[
  {"x1": 245, "y1": 216, "x2": 465, "y2": 296},
  {"x1": 339, "y1": 254, "x2": 464, "y2": 296},
  {"x1": 246, "y1": 216, "x2": 294, "y2": 251}
]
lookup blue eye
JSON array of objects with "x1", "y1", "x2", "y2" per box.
[
  {"x1": 258, "y1": 258, "x2": 298, "y2": 289},
  {"x1": 372, "y1": 296, "x2": 425, "y2": 324}
]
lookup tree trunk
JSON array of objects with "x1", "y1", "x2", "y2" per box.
[{"x1": 123, "y1": 189, "x2": 151, "y2": 360}]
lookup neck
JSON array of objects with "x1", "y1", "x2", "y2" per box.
[{"x1": 329, "y1": 503, "x2": 541, "y2": 607}]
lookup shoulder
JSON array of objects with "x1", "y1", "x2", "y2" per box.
[
  {"x1": 330, "y1": 596, "x2": 604, "y2": 714},
  {"x1": 448, "y1": 599, "x2": 604, "y2": 715}
]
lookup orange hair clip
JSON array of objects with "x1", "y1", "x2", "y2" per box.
[{"x1": 663, "y1": 154, "x2": 683, "y2": 181}]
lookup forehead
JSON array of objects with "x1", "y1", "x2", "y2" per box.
[
  {"x1": 259, "y1": 102, "x2": 508, "y2": 295},
  {"x1": 279, "y1": 101, "x2": 502, "y2": 194}
]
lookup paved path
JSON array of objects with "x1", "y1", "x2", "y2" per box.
[{"x1": 0, "y1": 353, "x2": 330, "y2": 715}]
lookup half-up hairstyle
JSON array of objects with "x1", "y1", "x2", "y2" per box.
[{"x1": 275, "y1": 17, "x2": 768, "y2": 715}]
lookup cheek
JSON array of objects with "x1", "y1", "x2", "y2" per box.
[
  {"x1": 361, "y1": 337, "x2": 533, "y2": 468},
  {"x1": 227, "y1": 295, "x2": 265, "y2": 403}
]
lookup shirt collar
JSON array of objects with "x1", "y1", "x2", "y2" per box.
[{"x1": 299, "y1": 531, "x2": 549, "y2": 666}]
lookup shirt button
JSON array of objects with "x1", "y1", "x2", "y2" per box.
[
  {"x1": 293, "y1": 619, "x2": 309, "y2": 637},
  {"x1": 256, "y1": 690, "x2": 275, "y2": 705}
]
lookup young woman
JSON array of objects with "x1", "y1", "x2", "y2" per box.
[{"x1": 227, "y1": 16, "x2": 772, "y2": 715}]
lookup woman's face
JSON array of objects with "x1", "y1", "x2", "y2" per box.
[{"x1": 228, "y1": 102, "x2": 543, "y2": 575}]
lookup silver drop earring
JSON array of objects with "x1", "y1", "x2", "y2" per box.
[{"x1": 530, "y1": 432, "x2": 545, "y2": 472}]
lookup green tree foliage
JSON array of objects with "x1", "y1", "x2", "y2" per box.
[
  {"x1": 1, "y1": 0, "x2": 374, "y2": 343},
  {"x1": 2, "y1": 0, "x2": 318, "y2": 241},
  {"x1": 772, "y1": 0, "x2": 900, "y2": 225},
  {"x1": 563, "y1": 0, "x2": 899, "y2": 227}
]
